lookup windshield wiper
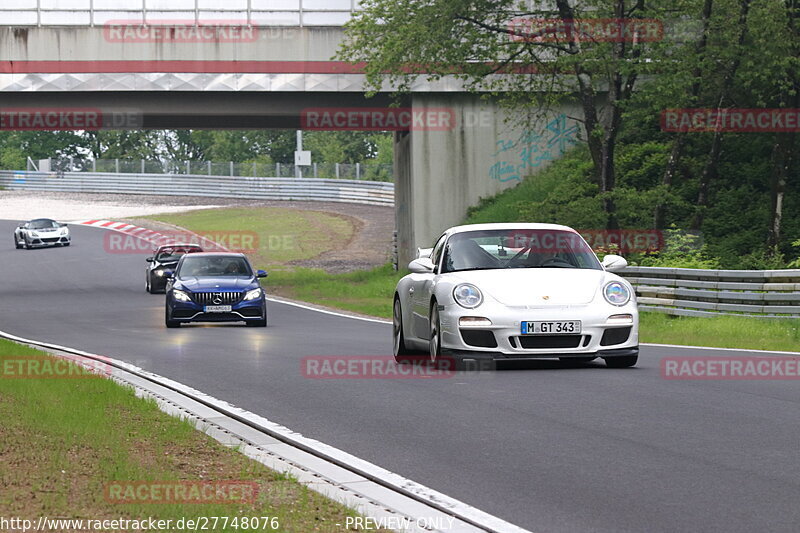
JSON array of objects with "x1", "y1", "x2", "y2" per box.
[{"x1": 506, "y1": 265, "x2": 577, "y2": 269}]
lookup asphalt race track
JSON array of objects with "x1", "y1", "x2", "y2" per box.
[{"x1": 2, "y1": 220, "x2": 799, "y2": 533}]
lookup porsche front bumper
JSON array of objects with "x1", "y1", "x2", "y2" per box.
[{"x1": 438, "y1": 301, "x2": 639, "y2": 360}]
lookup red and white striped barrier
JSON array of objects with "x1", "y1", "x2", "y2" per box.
[{"x1": 72, "y1": 219, "x2": 171, "y2": 248}]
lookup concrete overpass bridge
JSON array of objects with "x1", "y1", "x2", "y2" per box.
[{"x1": 0, "y1": 1, "x2": 582, "y2": 264}]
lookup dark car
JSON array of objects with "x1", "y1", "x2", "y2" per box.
[
  {"x1": 145, "y1": 243, "x2": 203, "y2": 293},
  {"x1": 14, "y1": 218, "x2": 70, "y2": 249},
  {"x1": 164, "y1": 252, "x2": 268, "y2": 328}
]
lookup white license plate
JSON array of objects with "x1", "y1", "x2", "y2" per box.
[
  {"x1": 521, "y1": 321, "x2": 581, "y2": 335},
  {"x1": 204, "y1": 305, "x2": 232, "y2": 313}
]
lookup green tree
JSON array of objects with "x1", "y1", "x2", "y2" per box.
[{"x1": 304, "y1": 131, "x2": 386, "y2": 163}]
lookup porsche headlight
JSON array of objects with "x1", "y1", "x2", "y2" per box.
[
  {"x1": 604, "y1": 281, "x2": 631, "y2": 306},
  {"x1": 453, "y1": 284, "x2": 483, "y2": 309},
  {"x1": 172, "y1": 289, "x2": 191, "y2": 302},
  {"x1": 155, "y1": 269, "x2": 165, "y2": 277},
  {"x1": 243, "y1": 288, "x2": 263, "y2": 301},
  {"x1": 60, "y1": 227, "x2": 69, "y2": 235}
]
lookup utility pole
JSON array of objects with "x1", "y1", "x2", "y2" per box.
[
  {"x1": 296, "y1": 130, "x2": 303, "y2": 178},
  {"x1": 294, "y1": 130, "x2": 311, "y2": 178}
]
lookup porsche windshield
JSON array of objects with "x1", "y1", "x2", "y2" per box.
[
  {"x1": 177, "y1": 256, "x2": 252, "y2": 277},
  {"x1": 441, "y1": 229, "x2": 602, "y2": 273}
]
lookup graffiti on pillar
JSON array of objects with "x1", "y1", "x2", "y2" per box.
[{"x1": 489, "y1": 114, "x2": 580, "y2": 183}]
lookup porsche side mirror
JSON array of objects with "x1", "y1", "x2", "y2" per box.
[
  {"x1": 408, "y1": 258, "x2": 435, "y2": 274},
  {"x1": 163, "y1": 269, "x2": 175, "y2": 279},
  {"x1": 146, "y1": 257, "x2": 154, "y2": 263},
  {"x1": 257, "y1": 270, "x2": 268, "y2": 278},
  {"x1": 602, "y1": 254, "x2": 628, "y2": 272}
]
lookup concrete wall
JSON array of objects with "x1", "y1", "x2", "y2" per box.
[
  {"x1": 395, "y1": 93, "x2": 584, "y2": 266},
  {"x1": 0, "y1": 26, "x2": 345, "y2": 62}
]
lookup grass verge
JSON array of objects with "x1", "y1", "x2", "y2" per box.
[
  {"x1": 639, "y1": 312, "x2": 800, "y2": 352},
  {"x1": 144, "y1": 206, "x2": 355, "y2": 266},
  {"x1": 0, "y1": 338, "x2": 381, "y2": 531},
  {"x1": 146, "y1": 207, "x2": 401, "y2": 317},
  {"x1": 267, "y1": 264, "x2": 405, "y2": 318}
]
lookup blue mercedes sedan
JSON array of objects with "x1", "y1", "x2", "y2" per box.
[{"x1": 164, "y1": 252, "x2": 268, "y2": 328}]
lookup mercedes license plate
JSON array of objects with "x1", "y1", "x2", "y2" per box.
[{"x1": 204, "y1": 305, "x2": 232, "y2": 313}]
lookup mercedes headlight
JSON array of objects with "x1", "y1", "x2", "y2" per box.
[
  {"x1": 603, "y1": 281, "x2": 631, "y2": 306},
  {"x1": 243, "y1": 288, "x2": 263, "y2": 301},
  {"x1": 453, "y1": 284, "x2": 483, "y2": 309},
  {"x1": 172, "y1": 289, "x2": 191, "y2": 302}
]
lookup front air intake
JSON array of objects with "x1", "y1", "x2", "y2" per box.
[{"x1": 192, "y1": 292, "x2": 243, "y2": 305}]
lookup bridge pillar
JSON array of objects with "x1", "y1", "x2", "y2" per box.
[{"x1": 394, "y1": 94, "x2": 582, "y2": 267}]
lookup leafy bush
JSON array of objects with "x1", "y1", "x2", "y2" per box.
[
  {"x1": 737, "y1": 247, "x2": 788, "y2": 270},
  {"x1": 788, "y1": 240, "x2": 800, "y2": 269},
  {"x1": 631, "y1": 228, "x2": 722, "y2": 269}
]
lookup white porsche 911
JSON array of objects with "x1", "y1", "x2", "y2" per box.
[{"x1": 393, "y1": 223, "x2": 639, "y2": 368}]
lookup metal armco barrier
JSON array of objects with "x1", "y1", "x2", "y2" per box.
[
  {"x1": 0, "y1": 171, "x2": 395, "y2": 207},
  {"x1": 620, "y1": 266, "x2": 800, "y2": 318}
]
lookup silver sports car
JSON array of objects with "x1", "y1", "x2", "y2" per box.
[{"x1": 14, "y1": 218, "x2": 71, "y2": 249}]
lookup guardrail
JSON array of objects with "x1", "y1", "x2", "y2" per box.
[
  {"x1": 619, "y1": 266, "x2": 800, "y2": 318},
  {"x1": 0, "y1": 171, "x2": 394, "y2": 207},
  {"x1": 33, "y1": 158, "x2": 394, "y2": 182}
]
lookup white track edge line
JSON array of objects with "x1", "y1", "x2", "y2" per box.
[
  {"x1": 640, "y1": 343, "x2": 800, "y2": 356},
  {"x1": 266, "y1": 296, "x2": 392, "y2": 325}
]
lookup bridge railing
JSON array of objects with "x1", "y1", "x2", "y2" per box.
[
  {"x1": 0, "y1": 170, "x2": 394, "y2": 206},
  {"x1": 619, "y1": 266, "x2": 800, "y2": 319},
  {"x1": 0, "y1": 0, "x2": 359, "y2": 27}
]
